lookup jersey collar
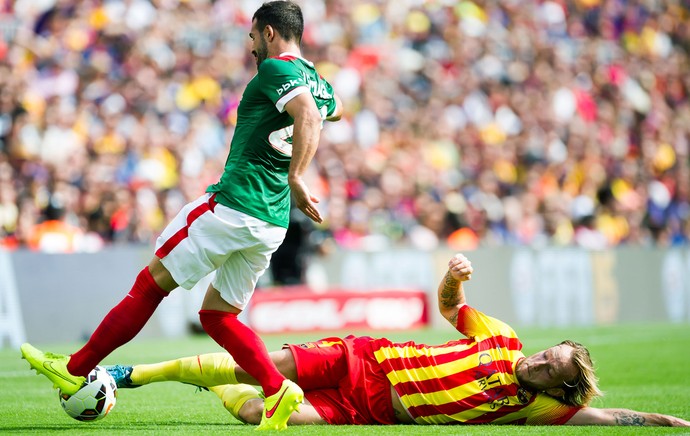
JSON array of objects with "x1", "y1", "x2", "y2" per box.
[{"x1": 278, "y1": 52, "x2": 314, "y2": 67}]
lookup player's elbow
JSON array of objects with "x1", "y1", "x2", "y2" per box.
[
  {"x1": 439, "y1": 305, "x2": 462, "y2": 325},
  {"x1": 294, "y1": 104, "x2": 322, "y2": 123}
]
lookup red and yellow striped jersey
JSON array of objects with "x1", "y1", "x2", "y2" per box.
[{"x1": 371, "y1": 305, "x2": 580, "y2": 424}]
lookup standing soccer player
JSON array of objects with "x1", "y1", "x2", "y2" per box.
[{"x1": 21, "y1": 1, "x2": 342, "y2": 431}]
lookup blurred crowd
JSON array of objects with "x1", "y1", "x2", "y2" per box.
[{"x1": 0, "y1": 0, "x2": 689, "y2": 257}]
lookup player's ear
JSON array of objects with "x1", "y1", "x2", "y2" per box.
[
  {"x1": 264, "y1": 25, "x2": 275, "y2": 42},
  {"x1": 545, "y1": 387, "x2": 565, "y2": 398}
]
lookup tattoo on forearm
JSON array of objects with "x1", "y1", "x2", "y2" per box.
[
  {"x1": 614, "y1": 411, "x2": 646, "y2": 426},
  {"x1": 448, "y1": 311, "x2": 458, "y2": 327},
  {"x1": 440, "y1": 272, "x2": 460, "y2": 308}
]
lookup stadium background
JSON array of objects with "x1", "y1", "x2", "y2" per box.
[
  {"x1": 1, "y1": 2, "x2": 690, "y2": 432},
  {"x1": 1, "y1": 0, "x2": 690, "y2": 349},
  {"x1": 2, "y1": 0, "x2": 690, "y2": 251}
]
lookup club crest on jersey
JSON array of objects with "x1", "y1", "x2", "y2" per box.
[{"x1": 517, "y1": 388, "x2": 532, "y2": 404}]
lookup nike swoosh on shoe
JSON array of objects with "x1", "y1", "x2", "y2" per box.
[
  {"x1": 264, "y1": 388, "x2": 288, "y2": 419},
  {"x1": 43, "y1": 361, "x2": 80, "y2": 386}
]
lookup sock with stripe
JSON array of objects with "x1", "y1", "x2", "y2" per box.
[
  {"x1": 130, "y1": 352, "x2": 238, "y2": 386},
  {"x1": 67, "y1": 267, "x2": 169, "y2": 377},
  {"x1": 199, "y1": 310, "x2": 284, "y2": 397}
]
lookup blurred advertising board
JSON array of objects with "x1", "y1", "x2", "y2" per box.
[{"x1": 248, "y1": 287, "x2": 428, "y2": 333}]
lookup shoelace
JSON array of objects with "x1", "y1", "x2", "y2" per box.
[{"x1": 44, "y1": 352, "x2": 66, "y2": 359}]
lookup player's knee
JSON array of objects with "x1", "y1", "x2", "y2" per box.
[
  {"x1": 147, "y1": 258, "x2": 177, "y2": 292},
  {"x1": 198, "y1": 310, "x2": 220, "y2": 337},
  {"x1": 239, "y1": 399, "x2": 263, "y2": 424}
]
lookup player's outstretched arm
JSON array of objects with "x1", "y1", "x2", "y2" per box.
[
  {"x1": 437, "y1": 254, "x2": 473, "y2": 327},
  {"x1": 567, "y1": 407, "x2": 690, "y2": 426}
]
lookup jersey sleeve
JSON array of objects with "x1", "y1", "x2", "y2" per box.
[
  {"x1": 320, "y1": 80, "x2": 338, "y2": 118},
  {"x1": 522, "y1": 393, "x2": 582, "y2": 425},
  {"x1": 258, "y1": 58, "x2": 310, "y2": 113},
  {"x1": 456, "y1": 305, "x2": 519, "y2": 341}
]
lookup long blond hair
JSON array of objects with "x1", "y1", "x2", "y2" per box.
[{"x1": 559, "y1": 340, "x2": 603, "y2": 406}]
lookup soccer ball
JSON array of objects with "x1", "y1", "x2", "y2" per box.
[{"x1": 58, "y1": 366, "x2": 117, "y2": 421}]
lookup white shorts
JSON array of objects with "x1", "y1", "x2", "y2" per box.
[{"x1": 154, "y1": 193, "x2": 287, "y2": 310}]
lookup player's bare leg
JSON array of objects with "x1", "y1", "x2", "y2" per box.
[
  {"x1": 214, "y1": 387, "x2": 325, "y2": 425},
  {"x1": 234, "y1": 349, "x2": 298, "y2": 384}
]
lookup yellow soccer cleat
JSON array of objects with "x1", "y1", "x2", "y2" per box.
[
  {"x1": 20, "y1": 343, "x2": 86, "y2": 396},
  {"x1": 256, "y1": 380, "x2": 304, "y2": 431},
  {"x1": 210, "y1": 384, "x2": 261, "y2": 423}
]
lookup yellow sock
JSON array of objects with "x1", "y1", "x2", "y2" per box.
[
  {"x1": 130, "y1": 353, "x2": 238, "y2": 387},
  {"x1": 210, "y1": 384, "x2": 261, "y2": 423}
]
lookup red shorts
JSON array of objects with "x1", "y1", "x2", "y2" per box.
[{"x1": 285, "y1": 335, "x2": 398, "y2": 425}]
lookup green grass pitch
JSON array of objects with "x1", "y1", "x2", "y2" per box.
[{"x1": 2, "y1": 323, "x2": 689, "y2": 435}]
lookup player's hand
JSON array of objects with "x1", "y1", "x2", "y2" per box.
[
  {"x1": 666, "y1": 415, "x2": 690, "y2": 427},
  {"x1": 290, "y1": 177, "x2": 322, "y2": 223},
  {"x1": 448, "y1": 253, "x2": 473, "y2": 282}
]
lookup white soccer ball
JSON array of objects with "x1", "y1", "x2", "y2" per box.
[{"x1": 58, "y1": 366, "x2": 117, "y2": 421}]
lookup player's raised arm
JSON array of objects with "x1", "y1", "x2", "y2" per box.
[
  {"x1": 284, "y1": 92, "x2": 324, "y2": 223},
  {"x1": 566, "y1": 407, "x2": 690, "y2": 427},
  {"x1": 437, "y1": 254, "x2": 473, "y2": 327}
]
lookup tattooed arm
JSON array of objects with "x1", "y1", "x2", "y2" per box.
[
  {"x1": 437, "y1": 254, "x2": 473, "y2": 327},
  {"x1": 566, "y1": 407, "x2": 690, "y2": 426}
]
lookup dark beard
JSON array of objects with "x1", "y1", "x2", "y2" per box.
[{"x1": 254, "y1": 37, "x2": 268, "y2": 68}]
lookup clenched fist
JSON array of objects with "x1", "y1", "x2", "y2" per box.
[{"x1": 448, "y1": 254, "x2": 473, "y2": 282}]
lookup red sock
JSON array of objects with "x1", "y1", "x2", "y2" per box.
[
  {"x1": 67, "y1": 267, "x2": 169, "y2": 377},
  {"x1": 199, "y1": 310, "x2": 284, "y2": 396}
]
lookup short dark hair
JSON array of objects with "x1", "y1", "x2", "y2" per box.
[{"x1": 253, "y1": 1, "x2": 304, "y2": 44}]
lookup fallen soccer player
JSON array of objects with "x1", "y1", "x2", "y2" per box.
[{"x1": 104, "y1": 254, "x2": 690, "y2": 427}]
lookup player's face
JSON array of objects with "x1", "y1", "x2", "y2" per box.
[
  {"x1": 515, "y1": 344, "x2": 579, "y2": 392},
  {"x1": 249, "y1": 19, "x2": 269, "y2": 68}
]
